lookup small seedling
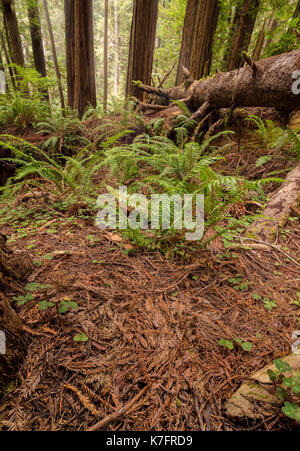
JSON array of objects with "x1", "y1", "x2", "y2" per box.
[
  {"x1": 59, "y1": 298, "x2": 78, "y2": 313},
  {"x1": 252, "y1": 294, "x2": 277, "y2": 311},
  {"x1": 73, "y1": 333, "x2": 88, "y2": 342},
  {"x1": 13, "y1": 293, "x2": 35, "y2": 306},
  {"x1": 219, "y1": 338, "x2": 252, "y2": 352}
]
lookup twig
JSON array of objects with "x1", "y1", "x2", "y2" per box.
[
  {"x1": 238, "y1": 237, "x2": 300, "y2": 267},
  {"x1": 87, "y1": 385, "x2": 149, "y2": 431},
  {"x1": 159, "y1": 61, "x2": 177, "y2": 88}
]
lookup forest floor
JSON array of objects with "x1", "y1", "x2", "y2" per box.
[{"x1": 0, "y1": 109, "x2": 300, "y2": 431}]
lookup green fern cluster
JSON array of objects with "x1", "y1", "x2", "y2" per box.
[{"x1": 247, "y1": 115, "x2": 300, "y2": 167}]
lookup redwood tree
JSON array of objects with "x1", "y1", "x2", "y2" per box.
[
  {"x1": 27, "y1": 0, "x2": 47, "y2": 78},
  {"x1": 1, "y1": 0, "x2": 24, "y2": 67},
  {"x1": 225, "y1": 0, "x2": 260, "y2": 71},
  {"x1": 176, "y1": 0, "x2": 220, "y2": 85},
  {"x1": 294, "y1": 0, "x2": 300, "y2": 18},
  {"x1": 126, "y1": 0, "x2": 159, "y2": 100},
  {"x1": 64, "y1": 0, "x2": 96, "y2": 117}
]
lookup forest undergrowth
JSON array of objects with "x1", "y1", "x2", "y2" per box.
[{"x1": 0, "y1": 94, "x2": 300, "y2": 430}]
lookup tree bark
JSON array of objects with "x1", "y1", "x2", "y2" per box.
[
  {"x1": 0, "y1": 234, "x2": 31, "y2": 390},
  {"x1": 252, "y1": 18, "x2": 266, "y2": 61},
  {"x1": 126, "y1": 0, "x2": 159, "y2": 101},
  {"x1": 113, "y1": 0, "x2": 120, "y2": 96},
  {"x1": 27, "y1": 0, "x2": 47, "y2": 78},
  {"x1": 261, "y1": 16, "x2": 277, "y2": 55},
  {"x1": 294, "y1": 0, "x2": 300, "y2": 19},
  {"x1": 247, "y1": 162, "x2": 300, "y2": 242},
  {"x1": 27, "y1": 0, "x2": 48, "y2": 99},
  {"x1": 1, "y1": 0, "x2": 24, "y2": 67},
  {"x1": 0, "y1": 30, "x2": 16, "y2": 90},
  {"x1": 139, "y1": 50, "x2": 300, "y2": 116},
  {"x1": 65, "y1": 0, "x2": 96, "y2": 117},
  {"x1": 225, "y1": 0, "x2": 260, "y2": 71},
  {"x1": 64, "y1": 0, "x2": 74, "y2": 110},
  {"x1": 176, "y1": 0, "x2": 219, "y2": 85},
  {"x1": 103, "y1": 0, "x2": 108, "y2": 112},
  {"x1": 43, "y1": 0, "x2": 65, "y2": 110}
]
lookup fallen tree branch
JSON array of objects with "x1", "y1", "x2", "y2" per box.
[{"x1": 87, "y1": 384, "x2": 149, "y2": 431}]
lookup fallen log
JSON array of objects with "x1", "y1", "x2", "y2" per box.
[
  {"x1": 247, "y1": 162, "x2": 300, "y2": 242},
  {"x1": 138, "y1": 50, "x2": 300, "y2": 121}
]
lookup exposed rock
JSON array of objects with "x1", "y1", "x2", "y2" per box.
[{"x1": 226, "y1": 354, "x2": 300, "y2": 419}]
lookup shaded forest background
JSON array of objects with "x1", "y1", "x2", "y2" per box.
[{"x1": 1, "y1": 0, "x2": 299, "y2": 108}]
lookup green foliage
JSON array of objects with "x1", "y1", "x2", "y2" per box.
[
  {"x1": 252, "y1": 293, "x2": 277, "y2": 311},
  {"x1": 36, "y1": 109, "x2": 84, "y2": 153},
  {"x1": 0, "y1": 134, "x2": 104, "y2": 199},
  {"x1": 247, "y1": 115, "x2": 290, "y2": 153},
  {"x1": 73, "y1": 333, "x2": 89, "y2": 342},
  {"x1": 59, "y1": 299, "x2": 78, "y2": 314},
  {"x1": 0, "y1": 95, "x2": 48, "y2": 129},
  {"x1": 267, "y1": 359, "x2": 300, "y2": 422},
  {"x1": 219, "y1": 338, "x2": 253, "y2": 352}
]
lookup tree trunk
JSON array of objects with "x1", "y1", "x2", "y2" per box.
[
  {"x1": 225, "y1": 0, "x2": 260, "y2": 71},
  {"x1": 0, "y1": 30, "x2": 16, "y2": 90},
  {"x1": 113, "y1": 0, "x2": 120, "y2": 96},
  {"x1": 126, "y1": 0, "x2": 159, "y2": 101},
  {"x1": 103, "y1": 0, "x2": 108, "y2": 112},
  {"x1": 27, "y1": 0, "x2": 48, "y2": 99},
  {"x1": 43, "y1": 0, "x2": 65, "y2": 110},
  {"x1": 176, "y1": 0, "x2": 219, "y2": 85},
  {"x1": 27, "y1": 0, "x2": 47, "y2": 77},
  {"x1": 0, "y1": 234, "x2": 31, "y2": 390},
  {"x1": 1, "y1": 0, "x2": 24, "y2": 67},
  {"x1": 252, "y1": 18, "x2": 266, "y2": 61},
  {"x1": 139, "y1": 49, "x2": 300, "y2": 116},
  {"x1": 261, "y1": 17, "x2": 277, "y2": 55},
  {"x1": 64, "y1": 0, "x2": 74, "y2": 109},
  {"x1": 65, "y1": 0, "x2": 96, "y2": 117},
  {"x1": 294, "y1": 0, "x2": 300, "y2": 19}
]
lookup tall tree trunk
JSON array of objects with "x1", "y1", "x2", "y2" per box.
[
  {"x1": 126, "y1": 0, "x2": 159, "y2": 100},
  {"x1": 65, "y1": 0, "x2": 96, "y2": 117},
  {"x1": 176, "y1": 0, "x2": 220, "y2": 85},
  {"x1": 0, "y1": 234, "x2": 31, "y2": 391},
  {"x1": 27, "y1": 0, "x2": 48, "y2": 99},
  {"x1": 0, "y1": 49, "x2": 7, "y2": 93},
  {"x1": 1, "y1": 0, "x2": 24, "y2": 66},
  {"x1": 252, "y1": 18, "x2": 266, "y2": 60},
  {"x1": 103, "y1": 0, "x2": 108, "y2": 112},
  {"x1": 225, "y1": 0, "x2": 260, "y2": 71},
  {"x1": 0, "y1": 30, "x2": 16, "y2": 89},
  {"x1": 27, "y1": 0, "x2": 47, "y2": 77},
  {"x1": 294, "y1": 0, "x2": 300, "y2": 18},
  {"x1": 262, "y1": 17, "x2": 277, "y2": 54},
  {"x1": 113, "y1": 0, "x2": 120, "y2": 96},
  {"x1": 64, "y1": 0, "x2": 74, "y2": 109},
  {"x1": 43, "y1": 0, "x2": 65, "y2": 109}
]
